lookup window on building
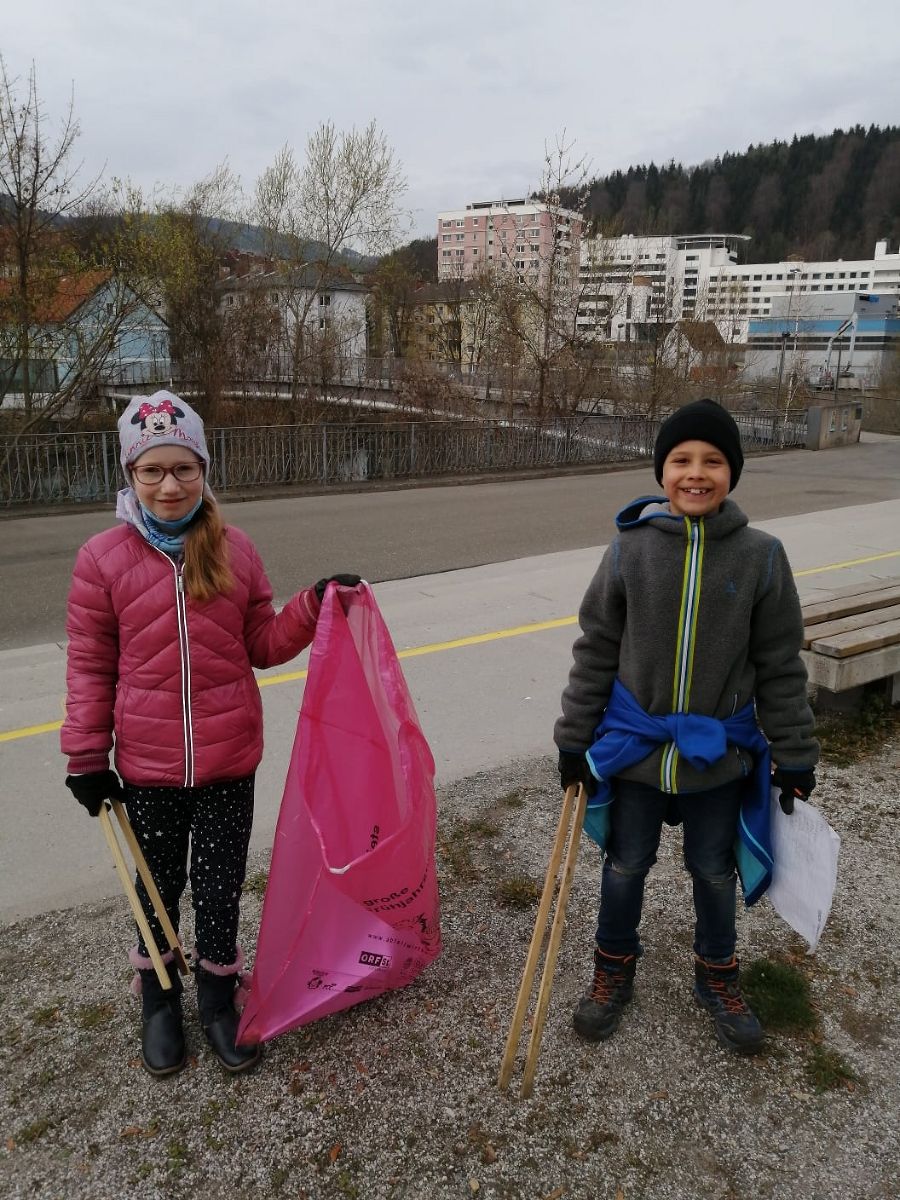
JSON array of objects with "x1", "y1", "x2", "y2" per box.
[
  {"x1": 442, "y1": 234, "x2": 450, "y2": 242},
  {"x1": 319, "y1": 294, "x2": 330, "y2": 306}
]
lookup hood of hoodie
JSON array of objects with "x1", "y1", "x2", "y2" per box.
[{"x1": 616, "y1": 495, "x2": 749, "y2": 540}]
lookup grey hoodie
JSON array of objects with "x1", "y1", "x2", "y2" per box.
[{"x1": 554, "y1": 496, "x2": 818, "y2": 794}]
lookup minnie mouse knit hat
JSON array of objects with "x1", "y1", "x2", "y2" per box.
[
  {"x1": 117, "y1": 390, "x2": 210, "y2": 473},
  {"x1": 653, "y1": 398, "x2": 744, "y2": 491}
]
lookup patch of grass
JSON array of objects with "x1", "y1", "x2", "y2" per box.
[
  {"x1": 30, "y1": 1003, "x2": 63, "y2": 1027},
  {"x1": 17, "y1": 1118, "x2": 52, "y2": 1144},
  {"x1": 806, "y1": 1045, "x2": 858, "y2": 1092},
  {"x1": 270, "y1": 1165, "x2": 290, "y2": 1191},
  {"x1": 815, "y1": 691, "x2": 900, "y2": 766},
  {"x1": 466, "y1": 818, "x2": 500, "y2": 838},
  {"x1": 199, "y1": 1100, "x2": 221, "y2": 1128},
  {"x1": 75, "y1": 1002, "x2": 116, "y2": 1029},
  {"x1": 498, "y1": 789, "x2": 524, "y2": 808},
  {"x1": 167, "y1": 1138, "x2": 190, "y2": 1174},
  {"x1": 742, "y1": 959, "x2": 817, "y2": 1032},
  {"x1": 437, "y1": 827, "x2": 479, "y2": 881},
  {"x1": 493, "y1": 873, "x2": 541, "y2": 908},
  {"x1": 243, "y1": 870, "x2": 269, "y2": 897}
]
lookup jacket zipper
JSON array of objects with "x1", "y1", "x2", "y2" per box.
[
  {"x1": 154, "y1": 548, "x2": 194, "y2": 787},
  {"x1": 662, "y1": 517, "x2": 704, "y2": 792}
]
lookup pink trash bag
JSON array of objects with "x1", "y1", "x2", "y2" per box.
[{"x1": 238, "y1": 582, "x2": 441, "y2": 1044}]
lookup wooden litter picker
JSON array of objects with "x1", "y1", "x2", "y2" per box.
[
  {"x1": 98, "y1": 798, "x2": 190, "y2": 990},
  {"x1": 498, "y1": 783, "x2": 587, "y2": 1098}
]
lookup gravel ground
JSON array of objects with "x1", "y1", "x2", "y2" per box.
[{"x1": 2, "y1": 732, "x2": 899, "y2": 1200}]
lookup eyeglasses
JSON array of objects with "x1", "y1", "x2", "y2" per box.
[{"x1": 131, "y1": 462, "x2": 204, "y2": 485}]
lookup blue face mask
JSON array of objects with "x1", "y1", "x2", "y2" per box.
[{"x1": 139, "y1": 497, "x2": 204, "y2": 554}]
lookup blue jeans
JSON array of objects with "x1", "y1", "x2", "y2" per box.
[{"x1": 594, "y1": 777, "x2": 742, "y2": 962}]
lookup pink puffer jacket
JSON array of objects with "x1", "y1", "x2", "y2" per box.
[{"x1": 62, "y1": 522, "x2": 320, "y2": 787}]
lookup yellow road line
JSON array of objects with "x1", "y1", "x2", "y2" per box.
[
  {"x1": 0, "y1": 719, "x2": 64, "y2": 743},
  {"x1": 3, "y1": 549, "x2": 898, "y2": 745},
  {"x1": 794, "y1": 548, "x2": 900, "y2": 577}
]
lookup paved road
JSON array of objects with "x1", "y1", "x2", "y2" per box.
[{"x1": 2, "y1": 436, "x2": 900, "y2": 651}]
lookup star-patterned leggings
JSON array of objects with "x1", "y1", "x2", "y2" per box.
[{"x1": 123, "y1": 775, "x2": 255, "y2": 967}]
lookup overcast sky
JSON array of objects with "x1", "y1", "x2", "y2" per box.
[{"x1": 4, "y1": 0, "x2": 899, "y2": 240}]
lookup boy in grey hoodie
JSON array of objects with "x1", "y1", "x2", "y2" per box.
[{"x1": 554, "y1": 399, "x2": 819, "y2": 1054}]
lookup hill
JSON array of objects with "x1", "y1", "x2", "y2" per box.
[{"x1": 573, "y1": 125, "x2": 900, "y2": 263}]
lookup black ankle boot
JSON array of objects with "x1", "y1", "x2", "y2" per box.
[
  {"x1": 573, "y1": 947, "x2": 637, "y2": 1042},
  {"x1": 196, "y1": 965, "x2": 262, "y2": 1073},
  {"x1": 693, "y1": 956, "x2": 765, "y2": 1055},
  {"x1": 138, "y1": 969, "x2": 186, "y2": 1077}
]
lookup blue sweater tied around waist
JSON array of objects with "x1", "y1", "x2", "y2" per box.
[{"x1": 585, "y1": 680, "x2": 774, "y2": 906}]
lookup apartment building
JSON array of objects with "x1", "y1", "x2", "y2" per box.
[{"x1": 436, "y1": 198, "x2": 582, "y2": 287}]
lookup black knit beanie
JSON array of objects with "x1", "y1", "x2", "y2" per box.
[{"x1": 653, "y1": 399, "x2": 744, "y2": 491}]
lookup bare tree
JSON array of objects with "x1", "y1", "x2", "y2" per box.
[
  {"x1": 254, "y1": 120, "x2": 407, "y2": 405},
  {"x1": 485, "y1": 135, "x2": 613, "y2": 423},
  {"x1": 0, "y1": 57, "x2": 99, "y2": 417}
]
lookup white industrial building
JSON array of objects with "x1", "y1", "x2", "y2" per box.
[
  {"x1": 577, "y1": 233, "x2": 748, "y2": 341},
  {"x1": 745, "y1": 292, "x2": 900, "y2": 390},
  {"x1": 577, "y1": 234, "x2": 900, "y2": 360}
]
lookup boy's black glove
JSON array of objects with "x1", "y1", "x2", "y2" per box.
[
  {"x1": 65, "y1": 770, "x2": 123, "y2": 817},
  {"x1": 557, "y1": 750, "x2": 597, "y2": 798},
  {"x1": 771, "y1": 766, "x2": 816, "y2": 815},
  {"x1": 315, "y1": 574, "x2": 362, "y2": 601}
]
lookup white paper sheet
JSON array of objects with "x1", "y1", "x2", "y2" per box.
[{"x1": 766, "y1": 789, "x2": 840, "y2": 953}]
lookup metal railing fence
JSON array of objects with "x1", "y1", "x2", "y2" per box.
[{"x1": 0, "y1": 411, "x2": 806, "y2": 508}]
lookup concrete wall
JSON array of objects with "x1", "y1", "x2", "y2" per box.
[{"x1": 805, "y1": 402, "x2": 863, "y2": 449}]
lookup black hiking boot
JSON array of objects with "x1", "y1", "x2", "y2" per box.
[
  {"x1": 196, "y1": 965, "x2": 262, "y2": 1073},
  {"x1": 138, "y1": 969, "x2": 187, "y2": 1078},
  {"x1": 572, "y1": 947, "x2": 637, "y2": 1042},
  {"x1": 693, "y1": 956, "x2": 765, "y2": 1055}
]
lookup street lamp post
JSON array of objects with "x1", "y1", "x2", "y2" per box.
[{"x1": 780, "y1": 266, "x2": 802, "y2": 446}]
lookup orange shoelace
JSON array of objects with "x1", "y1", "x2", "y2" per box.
[
  {"x1": 706, "y1": 976, "x2": 748, "y2": 1015},
  {"x1": 589, "y1": 970, "x2": 626, "y2": 1004}
]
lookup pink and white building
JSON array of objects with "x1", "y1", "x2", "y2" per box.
[{"x1": 436, "y1": 198, "x2": 582, "y2": 288}]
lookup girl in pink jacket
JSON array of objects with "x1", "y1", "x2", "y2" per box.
[{"x1": 62, "y1": 392, "x2": 359, "y2": 1077}]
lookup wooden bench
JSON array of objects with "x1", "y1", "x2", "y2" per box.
[{"x1": 800, "y1": 575, "x2": 900, "y2": 703}]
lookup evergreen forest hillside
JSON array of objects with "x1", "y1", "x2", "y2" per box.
[{"x1": 572, "y1": 125, "x2": 900, "y2": 264}]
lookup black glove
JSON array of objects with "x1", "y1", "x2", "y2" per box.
[
  {"x1": 557, "y1": 750, "x2": 597, "y2": 798},
  {"x1": 314, "y1": 574, "x2": 362, "y2": 601},
  {"x1": 65, "y1": 770, "x2": 123, "y2": 818},
  {"x1": 772, "y1": 766, "x2": 816, "y2": 815}
]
